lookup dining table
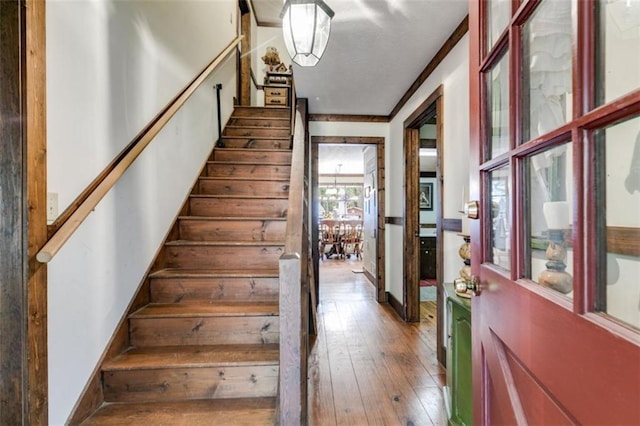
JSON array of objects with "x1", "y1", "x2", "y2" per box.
[{"x1": 319, "y1": 218, "x2": 363, "y2": 259}]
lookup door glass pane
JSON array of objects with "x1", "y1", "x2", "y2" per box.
[
  {"x1": 595, "y1": 0, "x2": 640, "y2": 107},
  {"x1": 595, "y1": 115, "x2": 640, "y2": 330},
  {"x1": 486, "y1": 52, "x2": 510, "y2": 159},
  {"x1": 486, "y1": 0, "x2": 510, "y2": 51},
  {"x1": 521, "y1": 0, "x2": 573, "y2": 142},
  {"x1": 526, "y1": 143, "x2": 574, "y2": 297},
  {"x1": 489, "y1": 166, "x2": 511, "y2": 270}
]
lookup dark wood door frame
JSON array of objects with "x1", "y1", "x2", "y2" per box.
[
  {"x1": 403, "y1": 85, "x2": 446, "y2": 364},
  {"x1": 0, "y1": 1, "x2": 48, "y2": 423},
  {"x1": 311, "y1": 136, "x2": 386, "y2": 304}
]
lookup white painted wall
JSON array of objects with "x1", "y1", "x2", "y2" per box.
[
  {"x1": 387, "y1": 35, "x2": 470, "y2": 302},
  {"x1": 46, "y1": 1, "x2": 237, "y2": 424}
]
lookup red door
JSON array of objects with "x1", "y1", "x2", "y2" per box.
[{"x1": 469, "y1": 0, "x2": 640, "y2": 424}]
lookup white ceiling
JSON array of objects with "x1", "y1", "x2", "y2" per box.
[
  {"x1": 251, "y1": 0, "x2": 469, "y2": 116},
  {"x1": 252, "y1": 1, "x2": 460, "y2": 172},
  {"x1": 318, "y1": 144, "x2": 366, "y2": 174}
]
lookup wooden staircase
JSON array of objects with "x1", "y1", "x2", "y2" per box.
[{"x1": 81, "y1": 106, "x2": 292, "y2": 425}]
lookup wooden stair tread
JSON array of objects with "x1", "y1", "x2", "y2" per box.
[
  {"x1": 149, "y1": 268, "x2": 279, "y2": 278},
  {"x1": 230, "y1": 116, "x2": 288, "y2": 121},
  {"x1": 82, "y1": 398, "x2": 276, "y2": 425},
  {"x1": 207, "y1": 160, "x2": 290, "y2": 165},
  {"x1": 165, "y1": 240, "x2": 284, "y2": 247},
  {"x1": 189, "y1": 194, "x2": 289, "y2": 200},
  {"x1": 103, "y1": 344, "x2": 279, "y2": 371},
  {"x1": 221, "y1": 135, "x2": 290, "y2": 140},
  {"x1": 225, "y1": 125, "x2": 289, "y2": 130},
  {"x1": 131, "y1": 302, "x2": 279, "y2": 318},
  {"x1": 198, "y1": 176, "x2": 289, "y2": 182},
  {"x1": 178, "y1": 216, "x2": 286, "y2": 222},
  {"x1": 215, "y1": 147, "x2": 291, "y2": 153}
]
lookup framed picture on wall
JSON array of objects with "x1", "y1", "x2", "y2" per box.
[{"x1": 420, "y1": 182, "x2": 433, "y2": 210}]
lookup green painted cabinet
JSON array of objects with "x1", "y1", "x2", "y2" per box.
[{"x1": 444, "y1": 283, "x2": 472, "y2": 426}]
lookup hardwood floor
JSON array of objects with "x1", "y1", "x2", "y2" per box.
[{"x1": 309, "y1": 258, "x2": 447, "y2": 426}]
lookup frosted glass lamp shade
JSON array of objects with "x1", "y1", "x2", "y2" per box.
[{"x1": 281, "y1": 0, "x2": 334, "y2": 67}]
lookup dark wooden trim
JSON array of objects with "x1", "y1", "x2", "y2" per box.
[
  {"x1": 363, "y1": 268, "x2": 376, "y2": 286},
  {"x1": 309, "y1": 114, "x2": 390, "y2": 123},
  {"x1": 404, "y1": 85, "x2": 443, "y2": 128},
  {"x1": 385, "y1": 217, "x2": 404, "y2": 226},
  {"x1": 312, "y1": 135, "x2": 386, "y2": 303},
  {"x1": 389, "y1": 16, "x2": 468, "y2": 120},
  {"x1": 420, "y1": 138, "x2": 437, "y2": 148},
  {"x1": 1, "y1": 3, "x2": 28, "y2": 423},
  {"x1": 421, "y1": 223, "x2": 437, "y2": 229},
  {"x1": 387, "y1": 292, "x2": 405, "y2": 320},
  {"x1": 1, "y1": 1, "x2": 48, "y2": 422},
  {"x1": 442, "y1": 218, "x2": 463, "y2": 233},
  {"x1": 404, "y1": 86, "x2": 444, "y2": 326},
  {"x1": 404, "y1": 85, "x2": 446, "y2": 367},
  {"x1": 420, "y1": 171, "x2": 437, "y2": 178},
  {"x1": 311, "y1": 136, "x2": 385, "y2": 145},
  {"x1": 607, "y1": 226, "x2": 640, "y2": 258},
  {"x1": 240, "y1": 9, "x2": 251, "y2": 106},
  {"x1": 25, "y1": 1, "x2": 48, "y2": 422}
]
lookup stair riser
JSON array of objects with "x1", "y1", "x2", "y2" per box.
[
  {"x1": 232, "y1": 107, "x2": 289, "y2": 118},
  {"x1": 189, "y1": 198, "x2": 288, "y2": 218},
  {"x1": 130, "y1": 316, "x2": 279, "y2": 346},
  {"x1": 165, "y1": 245, "x2": 284, "y2": 270},
  {"x1": 223, "y1": 127, "x2": 290, "y2": 138},
  {"x1": 228, "y1": 117, "x2": 289, "y2": 128},
  {"x1": 179, "y1": 220, "x2": 286, "y2": 242},
  {"x1": 207, "y1": 163, "x2": 291, "y2": 179},
  {"x1": 219, "y1": 138, "x2": 290, "y2": 150},
  {"x1": 150, "y1": 277, "x2": 279, "y2": 303},
  {"x1": 197, "y1": 180, "x2": 289, "y2": 197},
  {"x1": 212, "y1": 150, "x2": 291, "y2": 164},
  {"x1": 103, "y1": 365, "x2": 278, "y2": 403}
]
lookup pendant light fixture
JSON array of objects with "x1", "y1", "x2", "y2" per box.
[{"x1": 280, "y1": 0, "x2": 335, "y2": 67}]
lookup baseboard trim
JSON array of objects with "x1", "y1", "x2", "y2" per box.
[
  {"x1": 387, "y1": 291, "x2": 405, "y2": 320},
  {"x1": 363, "y1": 268, "x2": 375, "y2": 286}
]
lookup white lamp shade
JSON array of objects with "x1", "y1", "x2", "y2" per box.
[{"x1": 281, "y1": 0, "x2": 334, "y2": 67}]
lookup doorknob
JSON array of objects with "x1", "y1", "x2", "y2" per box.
[
  {"x1": 467, "y1": 276, "x2": 480, "y2": 294},
  {"x1": 455, "y1": 276, "x2": 480, "y2": 296}
]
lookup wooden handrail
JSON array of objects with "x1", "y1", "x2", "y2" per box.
[{"x1": 37, "y1": 36, "x2": 242, "y2": 263}]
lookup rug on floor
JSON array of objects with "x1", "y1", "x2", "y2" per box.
[{"x1": 420, "y1": 286, "x2": 437, "y2": 301}]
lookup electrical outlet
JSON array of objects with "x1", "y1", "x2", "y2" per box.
[{"x1": 47, "y1": 192, "x2": 58, "y2": 223}]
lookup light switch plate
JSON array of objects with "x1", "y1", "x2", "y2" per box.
[{"x1": 47, "y1": 192, "x2": 58, "y2": 223}]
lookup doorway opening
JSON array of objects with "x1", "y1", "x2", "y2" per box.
[
  {"x1": 403, "y1": 85, "x2": 446, "y2": 364},
  {"x1": 311, "y1": 137, "x2": 386, "y2": 305}
]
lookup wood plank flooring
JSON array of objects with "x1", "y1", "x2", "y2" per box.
[{"x1": 310, "y1": 258, "x2": 447, "y2": 426}]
